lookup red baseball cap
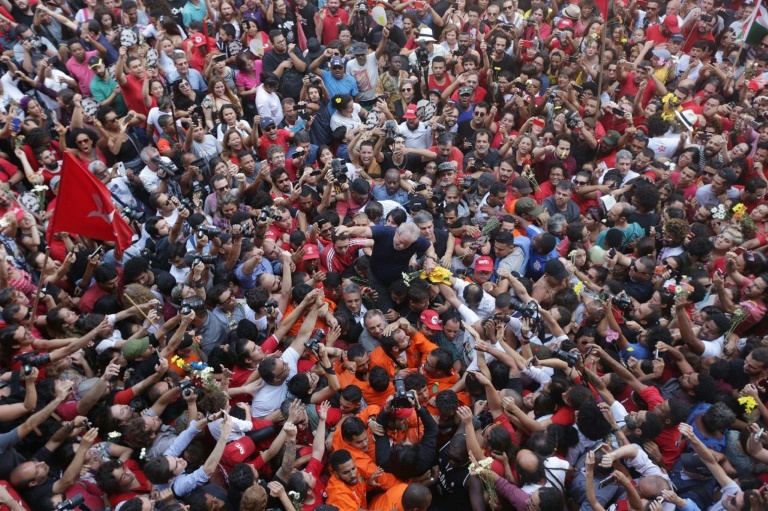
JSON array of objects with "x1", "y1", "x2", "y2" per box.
[
  {"x1": 192, "y1": 34, "x2": 206, "y2": 47},
  {"x1": 419, "y1": 310, "x2": 443, "y2": 331},
  {"x1": 474, "y1": 256, "x2": 494, "y2": 272},
  {"x1": 403, "y1": 104, "x2": 418, "y2": 119},
  {"x1": 303, "y1": 244, "x2": 319, "y2": 261}
]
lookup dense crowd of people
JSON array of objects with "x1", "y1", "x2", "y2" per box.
[{"x1": 1, "y1": 0, "x2": 768, "y2": 508}]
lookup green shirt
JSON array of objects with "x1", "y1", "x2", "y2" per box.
[{"x1": 90, "y1": 74, "x2": 127, "y2": 116}]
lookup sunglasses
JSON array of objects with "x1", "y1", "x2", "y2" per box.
[
  {"x1": 474, "y1": 111, "x2": 487, "y2": 117},
  {"x1": 265, "y1": 125, "x2": 277, "y2": 131},
  {"x1": 332, "y1": 65, "x2": 343, "y2": 70},
  {"x1": 76, "y1": 138, "x2": 90, "y2": 144},
  {"x1": 401, "y1": 87, "x2": 413, "y2": 92},
  {"x1": 701, "y1": 171, "x2": 716, "y2": 177}
]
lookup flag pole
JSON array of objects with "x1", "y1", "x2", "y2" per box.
[
  {"x1": 595, "y1": 20, "x2": 609, "y2": 120},
  {"x1": 28, "y1": 247, "x2": 50, "y2": 330},
  {"x1": 123, "y1": 293, "x2": 161, "y2": 330}
]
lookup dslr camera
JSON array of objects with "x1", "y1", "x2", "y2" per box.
[
  {"x1": 151, "y1": 156, "x2": 179, "y2": 179},
  {"x1": 392, "y1": 375, "x2": 416, "y2": 408},
  {"x1": 180, "y1": 297, "x2": 205, "y2": 315},
  {"x1": 509, "y1": 296, "x2": 538, "y2": 318},
  {"x1": 415, "y1": 41, "x2": 430, "y2": 68},
  {"x1": 197, "y1": 225, "x2": 220, "y2": 239},
  {"x1": 331, "y1": 158, "x2": 348, "y2": 184},
  {"x1": 264, "y1": 299, "x2": 278, "y2": 313},
  {"x1": 123, "y1": 207, "x2": 144, "y2": 222},
  {"x1": 304, "y1": 329, "x2": 326, "y2": 354},
  {"x1": 599, "y1": 291, "x2": 632, "y2": 312},
  {"x1": 14, "y1": 350, "x2": 51, "y2": 375},
  {"x1": 565, "y1": 110, "x2": 582, "y2": 128},
  {"x1": 551, "y1": 347, "x2": 579, "y2": 367}
]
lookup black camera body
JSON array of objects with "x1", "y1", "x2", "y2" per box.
[
  {"x1": 57, "y1": 494, "x2": 84, "y2": 511},
  {"x1": 599, "y1": 291, "x2": 632, "y2": 311},
  {"x1": 264, "y1": 299, "x2": 278, "y2": 313},
  {"x1": 151, "y1": 156, "x2": 179, "y2": 178},
  {"x1": 193, "y1": 254, "x2": 218, "y2": 266},
  {"x1": 14, "y1": 350, "x2": 51, "y2": 375},
  {"x1": 509, "y1": 297, "x2": 538, "y2": 318},
  {"x1": 179, "y1": 198, "x2": 194, "y2": 213},
  {"x1": 180, "y1": 297, "x2": 204, "y2": 314},
  {"x1": 551, "y1": 347, "x2": 579, "y2": 367},
  {"x1": 197, "y1": 225, "x2": 220, "y2": 239},
  {"x1": 461, "y1": 175, "x2": 475, "y2": 190},
  {"x1": 331, "y1": 158, "x2": 349, "y2": 184},
  {"x1": 304, "y1": 328, "x2": 326, "y2": 354},
  {"x1": 415, "y1": 41, "x2": 430, "y2": 68},
  {"x1": 392, "y1": 375, "x2": 416, "y2": 408},
  {"x1": 179, "y1": 380, "x2": 195, "y2": 391},
  {"x1": 565, "y1": 110, "x2": 582, "y2": 128},
  {"x1": 309, "y1": 74, "x2": 321, "y2": 85}
]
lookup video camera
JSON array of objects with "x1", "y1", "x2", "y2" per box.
[
  {"x1": 258, "y1": 207, "x2": 283, "y2": 222},
  {"x1": 331, "y1": 158, "x2": 348, "y2": 184},
  {"x1": 123, "y1": 206, "x2": 144, "y2": 222},
  {"x1": 56, "y1": 494, "x2": 84, "y2": 511}
]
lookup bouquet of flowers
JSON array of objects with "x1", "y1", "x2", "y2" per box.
[
  {"x1": 469, "y1": 457, "x2": 498, "y2": 508},
  {"x1": 661, "y1": 93, "x2": 681, "y2": 122},
  {"x1": 171, "y1": 357, "x2": 219, "y2": 392},
  {"x1": 738, "y1": 396, "x2": 759, "y2": 424},
  {"x1": 711, "y1": 204, "x2": 727, "y2": 220},
  {"x1": 726, "y1": 305, "x2": 751, "y2": 338}
]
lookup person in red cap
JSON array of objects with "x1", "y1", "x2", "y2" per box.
[
  {"x1": 301, "y1": 243, "x2": 320, "y2": 274},
  {"x1": 646, "y1": 12, "x2": 679, "y2": 44}
]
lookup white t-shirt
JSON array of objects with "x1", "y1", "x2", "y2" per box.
[
  {"x1": 330, "y1": 103, "x2": 363, "y2": 131},
  {"x1": 346, "y1": 53, "x2": 379, "y2": 102},
  {"x1": 251, "y1": 346, "x2": 300, "y2": 417}
]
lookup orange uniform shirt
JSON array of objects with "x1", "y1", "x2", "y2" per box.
[{"x1": 325, "y1": 474, "x2": 369, "y2": 511}]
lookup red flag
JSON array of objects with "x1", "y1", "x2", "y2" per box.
[{"x1": 47, "y1": 153, "x2": 134, "y2": 253}]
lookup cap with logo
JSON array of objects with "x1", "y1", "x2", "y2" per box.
[
  {"x1": 88, "y1": 56, "x2": 103, "y2": 69},
  {"x1": 330, "y1": 55, "x2": 344, "y2": 67},
  {"x1": 259, "y1": 117, "x2": 275, "y2": 129},
  {"x1": 403, "y1": 104, "x2": 418, "y2": 119},
  {"x1": 474, "y1": 256, "x2": 495, "y2": 272},
  {"x1": 419, "y1": 310, "x2": 443, "y2": 330},
  {"x1": 303, "y1": 244, "x2": 319, "y2": 261}
]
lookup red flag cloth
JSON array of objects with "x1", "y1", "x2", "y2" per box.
[{"x1": 47, "y1": 153, "x2": 134, "y2": 254}]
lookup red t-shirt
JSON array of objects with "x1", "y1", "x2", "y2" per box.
[
  {"x1": 428, "y1": 74, "x2": 453, "y2": 94},
  {"x1": 321, "y1": 9, "x2": 350, "y2": 45},
  {"x1": 121, "y1": 74, "x2": 151, "y2": 118},
  {"x1": 300, "y1": 458, "x2": 326, "y2": 511},
  {"x1": 258, "y1": 129, "x2": 292, "y2": 160}
]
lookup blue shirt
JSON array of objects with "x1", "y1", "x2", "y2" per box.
[
  {"x1": 371, "y1": 184, "x2": 408, "y2": 205},
  {"x1": 322, "y1": 70, "x2": 359, "y2": 114},
  {"x1": 167, "y1": 68, "x2": 207, "y2": 92},
  {"x1": 526, "y1": 248, "x2": 557, "y2": 280}
]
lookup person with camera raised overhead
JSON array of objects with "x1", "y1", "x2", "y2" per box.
[{"x1": 408, "y1": 27, "x2": 445, "y2": 71}]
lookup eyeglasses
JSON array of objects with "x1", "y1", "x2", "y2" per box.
[
  {"x1": 219, "y1": 293, "x2": 235, "y2": 305},
  {"x1": 215, "y1": 185, "x2": 228, "y2": 192},
  {"x1": 401, "y1": 87, "x2": 413, "y2": 92},
  {"x1": 76, "y1": 138, "x2": 90, "y2": 145},
  {"x1": 503, "y1": 4, "x2": 513, "y2": 8},
  {"x1": 701, "y1": 170, "x2": 716, "y2": 177},
  {"x1": 474, "y1": 111, "x2": 487, "y2": 117},
  {"x1": 265, "y1": 125, "x2": 277, "y2": 132},
  {"x1": 106, "y1": 117, "x2": 118, "y2": 123},
  {"x1": 630, "y1": 262, "x2": 651, "y2": 276},
  {"x1": 332, "y1": 65, "x2": 343, "y2": 70},
  {"x1": 574, "y1": 180, "x2": 588, "y2": 185}
]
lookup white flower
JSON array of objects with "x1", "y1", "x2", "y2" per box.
[
  {"x1": 107, "y1": 431, "x2": 121, "y2": 439},
  {"x1": 139, "y1": 448, "x2": 147, "y2": 460},
  {"x1": 288, "y1": 491, "x2": 301, "y2": 501},
  {"x1": 32, "y1": 185, "x2": 49, "y2": 193}
]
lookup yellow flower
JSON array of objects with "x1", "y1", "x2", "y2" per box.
[
  {"x1": 573, "y1": 281, "x2": 584, "y2": 296},
  {"x1": 739, "y1": 396, "x2": 758, "y2": 414}
]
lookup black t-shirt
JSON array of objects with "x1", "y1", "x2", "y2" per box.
[
  {"x1": 456, "y1": 120, "x2": 481, "y2": 146},
  {"x1": 11, "y1": 7, "x2": 34, "y2": 27},
  {"x1": 627, "y1": 211, "x2": 660, "y2": 237},
  {"x1": 369, "y1": 225, "x2": 430, "y2": 283},
  {"x1": 262, "y1": 47, "x2": 305, "y2": 100},
  {"x1": 488, "y1": 53, "x2": 517, "y2": 83},
  {"x1": 297, "y1": 2, "x2": 318, "y2": 39},
  {"x1": 270, "y1": 12, "x2": 299, "y2": 44},
  {"x1": 367, "y1": 24, "x2": 406, "y2": 48},
  {"x1": 380, "y1": 152, "x2": 424, "y2": 174}
]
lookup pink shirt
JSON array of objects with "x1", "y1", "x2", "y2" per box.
[{"x1": 66, "y1": 50, "x2": 99, "y2": 96}]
